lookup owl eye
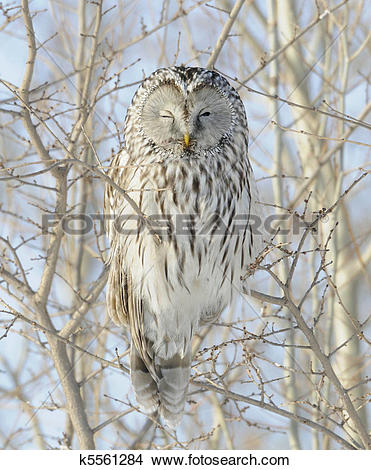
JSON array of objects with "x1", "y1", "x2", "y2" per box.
[
  {"x1": 199, "y1": 111, "x2": 211, "y2": 118},
  {"x1": 160, "y1": 110, "x2": 174, "y2": 119}
]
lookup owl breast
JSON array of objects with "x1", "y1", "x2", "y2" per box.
[{"x1": 112, "y1": 139, "x2": 252, "y2": 359}]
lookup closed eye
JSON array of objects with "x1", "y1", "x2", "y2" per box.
[
  {"x1": 199, "y1": 111, "x2": 211, "y2": 117},
  {"x1": 160, "y1": 110, "x2": 174, "y2": 119}
]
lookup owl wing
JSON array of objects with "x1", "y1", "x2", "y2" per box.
[
  {"x1": 240, "y1": 163, "x2": 266, "y2": 271},
  {"x1": 104, "y1": 150, "x2": 130, "y2": 326},
  {"x1": 104, "y1": 149, "x2": 158, "y2": 380},
  {"x1": 248, "y1": 166, "x2": 266, "y2": 260}
]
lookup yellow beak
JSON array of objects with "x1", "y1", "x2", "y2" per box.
[{"x1": 184, "y1": 133, "x2": 190, "y2": 147}]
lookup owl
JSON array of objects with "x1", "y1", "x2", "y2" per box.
[{"x1": 105, "y1": 66, "x2": 264, "y2": 428}]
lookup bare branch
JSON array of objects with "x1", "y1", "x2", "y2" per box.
[{"x1": 206, "y1": 0, "x2": 247, "y2": 69}]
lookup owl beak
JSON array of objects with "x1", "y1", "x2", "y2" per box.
[{"x1": 183, "y1": 133, "x2": 190, "y2": 147}]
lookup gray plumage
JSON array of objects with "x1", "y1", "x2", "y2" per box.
[{"x1": 105, "y1": 66, "x2": 263, "y2": 427}]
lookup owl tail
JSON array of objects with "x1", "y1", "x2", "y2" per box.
[
  {"x1": 130, "y1": 342, "x2": 191, "y2": 428},
  {"x1": 130, "y1": 342, "x2": 159, "y2": 413},
  {"x1": 156, "y1": 348, "x2": 192, "y2": 429}
]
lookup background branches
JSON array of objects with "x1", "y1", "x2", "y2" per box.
[{"x1": 0, "y1": 0, "x2": 370, "y2": 450}]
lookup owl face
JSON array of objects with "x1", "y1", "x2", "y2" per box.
[{"x1": 133, "y1": 67, "x2": 241, "y2": 155}]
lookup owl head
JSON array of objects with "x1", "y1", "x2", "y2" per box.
[{"x1": 124, "y1": 67, "x2": 247, "y2": 156}]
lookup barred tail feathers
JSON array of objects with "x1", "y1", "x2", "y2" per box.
[
  {"x1": 130, "y1": 342, "x2": 159, "y2": 413},
  {"x1": 156, "y1": 348, "x2": 192, "y2": 428},
  {"x1": 130, "y1": 342, "x2": 191, "y2": 428}
]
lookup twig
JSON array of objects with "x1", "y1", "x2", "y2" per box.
[
  {"x1": 206, "y1": 0, "x2": 247, "y2": 69},
  {"x1": 192, "y1": 380, "x2": 357, "y2": 449},
  {"x1": 240, "y1": 0, "x2": 349, "y2": 83}
]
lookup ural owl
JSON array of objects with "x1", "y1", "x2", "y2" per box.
[{"x1": 105, "y1": 67, "x2": 263, "y2": 427}]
